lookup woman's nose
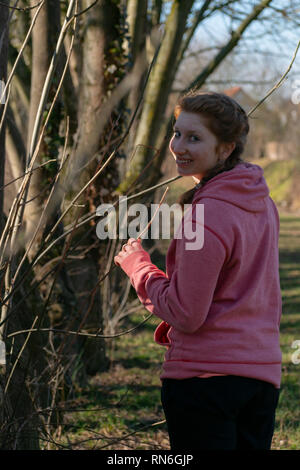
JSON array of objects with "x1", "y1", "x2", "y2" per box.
[{"x1": 170, "y1": 137, "x2": 186, "y2": 155}]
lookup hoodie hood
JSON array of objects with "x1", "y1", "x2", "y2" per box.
[{"x1": 192, "y1": 162, "x2": 269, "y2": 213}]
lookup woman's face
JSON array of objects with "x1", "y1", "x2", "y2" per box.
[{"x1": 169, "y1": 111, "x2": 234, "y2": 182}]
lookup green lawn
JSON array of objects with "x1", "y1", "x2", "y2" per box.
[
  {"x1": 52, "y1": 213, "x2": 300, "y2": 450},
  {"x1": 272, "y1": 214, "x2": 300, "y2": 450}
]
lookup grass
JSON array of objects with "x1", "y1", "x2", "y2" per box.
[
  {"x1": 51, "y1": 212, "x2": 300, "y2": 451},
  {"x1": 252, "y1": 157, "x2": 300, "y2": 212},
  {"x1": 273, "y1": 214, "x2": 300, "y2": 450},
  {"x1": 54, "y1": 315, "x2": 168, "y2": 450},
  {"x1": 263, "y1": 160, "x2": 296, "y2": 205}
]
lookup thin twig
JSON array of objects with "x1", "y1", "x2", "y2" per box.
[
  {"x1": 96, "y1": 418, "x2": 167, "y2": 450},
  {"x1": 0, "y1": 174, "x2": 181, "y2": 316},
  {"x1": 0, "y1": 39, "x2": 166, "y2": 331},
  {"x1": 247, "y1": 39, "x2": 300, "y2": 117},
  {"x1": 6, "y1": 313, "x2": 154, "y2": 340},
  {"x1": 137, "y1": 186, "x2": 169, "y2": 240},
  {"x1": 0, "y1": 159, "x2": 57, "y2": 191},
  {"x1": 11, "y1": 9, "x2": 77, "y2": 285},
  {"x1": 0, "y1": 0, "x2": 46, "y2": 262},
  {"x1": 0, "y1": 0, "x2": 78, "y2": 283},
  {"x1": 0, "y1": 0, "x2": 43, "y2": 11},
  {"x1": 39, "y1": 175, "x2": 180, "y2": 266},
  {"x1": 27, "y1": 0, "x2": 77, "y2": 162},
  {"x1": 44, "y1": 41, "x2": 162, "y2": 246},
  {"x1": 4, "y1": 315, "x2": 39, "y2": 394},
  {"x1": 73, "y1": 0, "x2": 98, "y2": 18},
  {"x1": 0, "y1": 0, "x2": 46, "y2": 105}
]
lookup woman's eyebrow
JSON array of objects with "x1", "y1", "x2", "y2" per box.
[{"x1": 173, "y1": 126, "x2": 201, "y2": 134}]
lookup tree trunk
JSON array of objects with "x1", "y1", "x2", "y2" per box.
[
  {"x1": 118, "y1": 0, "x2": 195, "y2": 193},
  {"x1": 1, "y1": 274, "x2": 47, "y2": 450},
  {"x1": 124, "y1": 0, "x2": 148, "y2": 161},
  {"x1": 0, "y1": 0, "x2": 9, "y2": 233},
  {"x1": 67, "y1": 0, "x2": 120, "y2": 188},
  {"x1": 27, "y1": 0, "x2": 49, "y2": 154},
  {"x1": 60, "y1": 0, "x2": 123, "y2": 375},
  {"x1": 21, "y1": 0, "x2": 50, "y2": 260},
  {"x1": 150, "y1": 0, "x2": 163, "y2": 28},
  {"x1": 0, "y1": 1, "x2": 42, "y2": 451}
]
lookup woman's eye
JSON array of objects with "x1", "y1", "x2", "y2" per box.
[{"x1": 172, "y1": 132, "x2": 200, "y2": 141}]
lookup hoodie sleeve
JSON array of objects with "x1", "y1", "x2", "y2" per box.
[{"x1": 119, "y1": 225, "x2": 227, "y2": 334}]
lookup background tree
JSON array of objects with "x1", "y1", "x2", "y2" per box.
[{"x1": 0, "y1": 0, "x2": 9, "y2": 232}]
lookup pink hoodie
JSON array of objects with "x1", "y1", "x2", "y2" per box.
[{"x1": 119, "y1": 162, "x2": 282, "y2": 388}]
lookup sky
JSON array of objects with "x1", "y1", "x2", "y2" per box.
[{"x1": 190, "y1": 0, "x2": 300, "y2": 101}]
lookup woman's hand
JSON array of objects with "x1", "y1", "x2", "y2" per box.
[{"x1": 114, "y1": 238, "x2": 144, "y2": 267}]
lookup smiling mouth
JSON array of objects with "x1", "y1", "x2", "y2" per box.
[{"x1": 176, "y1": 158, "x2": 192, "y2": 165}]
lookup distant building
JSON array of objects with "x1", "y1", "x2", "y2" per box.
[
  {"x1": 264, "y1": 141, "x2": 288, "y2": 161},
  {"x1": 223, "y1": 86, "x2": 258, "y2": 114}
]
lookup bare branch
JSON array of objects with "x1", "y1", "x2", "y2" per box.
[
  {"x1": 247, "y1": 39, "x2": 300, "y2": 117},
  {"x1": 6, "y1": 313, "x2": 154, "y2": 340},
  {"x1": 43, "y1": 42, "x2": 162, "y2": 246},
  {"x1": 0, "y1": 0, "x2": 43, "y2": 12},
  {"x1": 185, "y1": 0, "x2": 274, "y2": 93}
]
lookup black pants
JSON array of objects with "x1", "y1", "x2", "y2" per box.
[{"x1": 161, "y1": 375, "x2": 280, "y2": 451}]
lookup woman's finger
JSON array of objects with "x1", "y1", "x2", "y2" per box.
[{"x1": 128, "y1": 238, "x2": 138, "y2": 245}]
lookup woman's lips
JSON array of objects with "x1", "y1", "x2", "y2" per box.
[{"x1": 176, "y1": 158, "x2": 192, "y2": 166}]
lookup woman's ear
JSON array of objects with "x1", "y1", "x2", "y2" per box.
[{"x1": 219, "y1": 142, "x2": 236, "y2": 161}]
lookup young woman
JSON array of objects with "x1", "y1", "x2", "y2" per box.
[{"x1": 114, "y1": 91, "x2": 282, "y2": 451}]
